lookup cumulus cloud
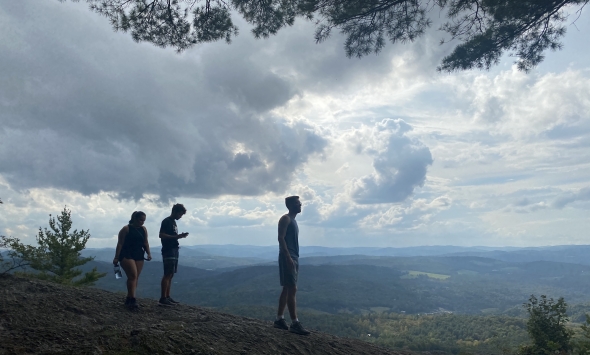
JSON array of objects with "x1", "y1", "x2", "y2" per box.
[
  {"x1": 348, "y1": 119, "x2": 433, "y2": 204},
  {"x1": 466, "y1": 69, "x2": 590, "y2": 138}
]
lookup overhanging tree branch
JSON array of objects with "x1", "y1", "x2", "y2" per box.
[{"x1": 63, "y1": 0, "x2": 589, "y2": 71}]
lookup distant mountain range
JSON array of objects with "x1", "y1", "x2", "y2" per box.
[
  {"x1": 83, "y1": 244, "x2": 590, "y2": 270},
  {"x1": 82, "y1": 246, "x2": 590, "y2": 317}
]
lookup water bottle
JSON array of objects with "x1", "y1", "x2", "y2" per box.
[{"x1": 114, "y1": 263, "x2": 122, "y2": 279}]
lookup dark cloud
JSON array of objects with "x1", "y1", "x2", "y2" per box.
[
  {"x1": 350, "y1": 119, "x2": 433, "y2": 204},
  {"x1": 0, "y1": 1, "x2": 326, "y2": 200},
  {"x1": 0, "y1": 0, "x2": 453, "y2": 202},
  {"x1": 206, "y1": 7, "x2": 454, "y2": 99}
]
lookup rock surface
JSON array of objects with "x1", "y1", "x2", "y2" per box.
[{"x1": 0, "y1": 275, "x2": 417, "y2": 355}]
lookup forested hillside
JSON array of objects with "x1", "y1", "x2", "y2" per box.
[{"x1": 88, "y1": 255, "x2": 590, "y2": 315}]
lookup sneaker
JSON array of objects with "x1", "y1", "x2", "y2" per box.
[
  {"x1": 289, "y1": 321, "x2": 310, "y2": 335},
  {"x1": 167, "y1": 297, "x2": 180, "y2": 304},
  {"x1": 273, "y1": 318, "x2": 289, "y2": 330},
  {"x1": 127, "y1": 298, "x2": 139, "y2": 310},
  {"x1": 158, "y1": 297, "x2": 174, "y2": 306}
]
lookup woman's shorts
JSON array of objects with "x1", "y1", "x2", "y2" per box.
[{"x1": 119, "y1": 248, "x2": 145, "y2": 261}]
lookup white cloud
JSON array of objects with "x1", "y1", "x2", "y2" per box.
[
  {"x1": 359, "y1": 195, "x2": 452, "y2": 229},
  {"x1": 348, "y1": 119, "x2": 433, "y2": 204}
]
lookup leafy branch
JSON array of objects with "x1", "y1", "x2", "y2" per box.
[{"x1": 0, "y1": 236, "x2": 31, "y2": 276}]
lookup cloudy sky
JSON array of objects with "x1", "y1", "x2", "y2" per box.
[{"x1": 1, "y1": 1, "x2": 590, "y2": 249}]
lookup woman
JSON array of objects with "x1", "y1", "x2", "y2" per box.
[{"x1": 113, "y1": 211, "x2": 152, "y2": 309}]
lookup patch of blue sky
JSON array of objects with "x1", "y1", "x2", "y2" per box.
[{"x1": 536, "y1": 10, "x2": 590, "y2": 74}]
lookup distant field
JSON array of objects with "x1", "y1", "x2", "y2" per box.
[{"x1": 402, "y1": 270, "x2": 450, "y2": 280}]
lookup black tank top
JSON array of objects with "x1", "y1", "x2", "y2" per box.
[{"x1": 122, "y1": 225, "x2": 145, "y2": 252}]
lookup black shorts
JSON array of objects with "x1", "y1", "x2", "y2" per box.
[
  {"x1": 279, "y1": 254, "x2": 298, "y2": 287},
  {"x1": 119, "y1": 248, "x2": 144, "y2": 261},
  {"x1": 162, "y1": 248, "x2": 179, "y2": 276}
]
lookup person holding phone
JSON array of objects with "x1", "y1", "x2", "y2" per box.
[
  {"x1": 158, "y1": 203, "x2": 188, "y2": 306},
  {"x1": 113, "y1": 211, "x2": 152, "y2": 310}
]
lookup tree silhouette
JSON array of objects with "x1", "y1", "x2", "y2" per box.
[
  {"x1": 64, "y1": 0, "x2": 588, "y2": 71},
  {"x1": 9, "y1": 207, "x2": 105, "y2": 286}
]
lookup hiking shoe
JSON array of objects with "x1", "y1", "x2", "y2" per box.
[
  {"x1": 289, "y1": 321, "x2": 310, "y2": 335},
  {"x1": 158, "y1": 297, "x2": 174, "y2": 306},
  {"x1": 273, "y1": 318, "x2": 289, "y2": 330},
  {"x1": 167, "y1": 297, "x2": 180, "y2": 304}
]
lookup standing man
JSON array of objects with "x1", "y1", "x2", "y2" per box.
[
  {"x1": 158, "y1": 203, "x2": 188, "y2": 306},
  {"x1": 274, "y1": 196, "x2": 310, "y2": 335}
]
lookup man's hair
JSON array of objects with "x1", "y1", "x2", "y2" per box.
[
  {"x1": 285, "y1": 196, "x2": 300, "y2": 209},
  {"x1": 171, "y1": 203, "x2": 187, "y2": 214}
]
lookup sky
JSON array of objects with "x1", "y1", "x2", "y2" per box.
[{"x1": 1, "y1": 1, "x2": 590, "y2": 249}]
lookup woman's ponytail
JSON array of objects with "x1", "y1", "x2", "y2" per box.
[{"x1": 129, "y1": 211, "x2": 137, "y2": 225}]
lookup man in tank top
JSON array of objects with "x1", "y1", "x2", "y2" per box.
[{"x1": 273, "y1": 196, "x2": 310, "y2": 335}]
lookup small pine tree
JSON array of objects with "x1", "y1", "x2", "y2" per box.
[
  {"x1": 11, "y1": 207, "x2": 105, "y2": 286},
  {"x1": 518, "y1": 295, "x2": 572, "y2": 355}
]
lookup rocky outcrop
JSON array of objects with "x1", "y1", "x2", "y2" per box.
[{"x1": 0, "y1": 275, "x2": 414, "y2": 355}]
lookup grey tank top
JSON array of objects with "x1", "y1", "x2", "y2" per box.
[{"x1": 283, "y1": 217, "x2": 299, "y2": 258}]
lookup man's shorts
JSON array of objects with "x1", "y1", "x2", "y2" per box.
[
  {"x1": 279, "y1": 254, "x2": 299, "y2": 287},
  {"x1": 162, "y1": 247, "x2": 179, "y2": 276}
]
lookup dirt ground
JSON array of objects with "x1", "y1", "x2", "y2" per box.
[{"x1": 0, "y1": 275, "x2": 422, "y2": 355}]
